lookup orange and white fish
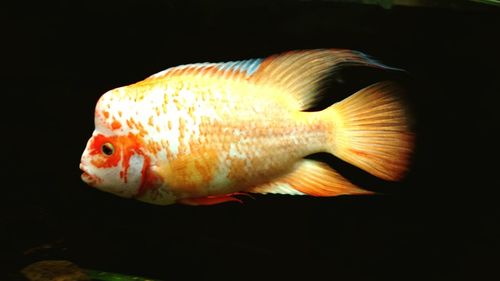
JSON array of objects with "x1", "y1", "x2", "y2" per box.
[{"x1": 80, "y1": 49, "x2": 414, "y2": 206}]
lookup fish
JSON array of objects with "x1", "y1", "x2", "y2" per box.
[{"x1": 79, "y1": 49, "x2": 414, "y2": 206}]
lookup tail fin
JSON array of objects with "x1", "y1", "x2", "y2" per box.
[{"x1": 326, "y1": 81, "x2": 414, "y2": 181}]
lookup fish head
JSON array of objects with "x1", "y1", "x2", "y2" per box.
[
  {"x1": 80, "y1": 132, "x2": 149, "y2": 198},
  {"x1": 79, "y1": 89, "x2": 154, "y2": 199}
]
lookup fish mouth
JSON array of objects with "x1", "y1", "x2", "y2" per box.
[{"x1": 80, "y1": 164, "x2": 97, "y2": 186}]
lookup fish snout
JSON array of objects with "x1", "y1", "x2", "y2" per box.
[{"x1": 80, "y1": 163, "x2": 99, "y2": 186}]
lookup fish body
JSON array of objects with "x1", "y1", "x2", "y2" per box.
[{"x1": 80, "y1": 49, "x2": 414, "y2": 205}]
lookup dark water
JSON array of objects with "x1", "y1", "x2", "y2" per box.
[{"x1": 3, "y1": 1, "x2": 500, "y2": 280}]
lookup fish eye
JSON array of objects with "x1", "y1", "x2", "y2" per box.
[{"x1": 101, "y1": 142, "x2": 114, "y2": 156}]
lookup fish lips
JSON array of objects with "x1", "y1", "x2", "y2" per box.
[{"x1": 79, "y1": 163, "x2": 99, "y2": 186}]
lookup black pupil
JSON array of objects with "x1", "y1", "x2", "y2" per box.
[{"x1": 102, "y1": 144, "x2": 113, "y2": 155}]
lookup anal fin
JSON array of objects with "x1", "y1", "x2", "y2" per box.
[{"x1": 247, "y1": 159, "x2": 372, "y2": 197}]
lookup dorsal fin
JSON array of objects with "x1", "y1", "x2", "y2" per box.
[
  {"x1": 248, "y1": 49, "x2": 397, "y2": 110},
  {"x1": 142, "y1": 49, "x2": 397, "y2": 110},
  {"x1": 143, "y1": 58, "x2": 264, "y2": 82}
]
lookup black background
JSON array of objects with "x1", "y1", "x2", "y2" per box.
[{"x1": 3, "y1": 1, "x2": 500, "y2": 280}]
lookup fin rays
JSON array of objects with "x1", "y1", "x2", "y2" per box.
[{"x1": 247, "y1": 160, "x2": 371, "y2": 197}]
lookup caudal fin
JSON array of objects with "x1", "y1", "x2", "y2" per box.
[{"x1": 327, "y1": 81, "x2": 414, "y2": 181}]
